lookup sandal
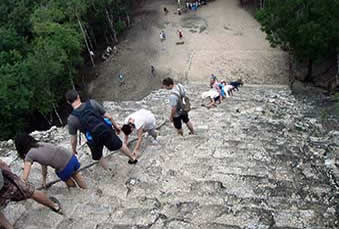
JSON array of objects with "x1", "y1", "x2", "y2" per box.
[
  {"x1": 128, "y1": 159, "x2": 138, "y2": 164},
  {"x1": 49, "y1": 196, "x2": 63, "y2": 215}
]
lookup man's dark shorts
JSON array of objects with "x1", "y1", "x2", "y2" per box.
[
  {"x1": 173, "y1": 113, "x2": 190, "y2": 130},
  {"x1": 87, "y1": 129, "x2": 123, "y2": 160},
  {"x1": 0, "y1": 170, "x2": 35, "y2": 209}
]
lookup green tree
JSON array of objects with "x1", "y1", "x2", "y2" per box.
[
  {"x1": 0, "y1": 0, "x2": 133, "y2": 139},
  {"x1": 256, "y1": 0, "x2": 339, "y2": 81}
]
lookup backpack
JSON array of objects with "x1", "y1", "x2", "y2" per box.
[
  {"x1": 171, "y1": 84, "x2": 191, "y2": 113},
  {"x1": 84, "y1": 118, "x2": 113, "y2": 142},
  {"x1": 71, "y1": 102, "x2": 111, "y2": 140}
]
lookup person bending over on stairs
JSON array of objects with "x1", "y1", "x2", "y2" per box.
[
  {"x1": 122, "y1": 109, "x2": 159, "y2": 157},
  {"x1": 230, "y1": 79, "x2": 244, "y2": 92},
  {"x1": 15, "y1": 133, "x2": 87, "y2": 189},
  {"x1": 201, "y1": 89, "x2": 220, "y2": 109}
]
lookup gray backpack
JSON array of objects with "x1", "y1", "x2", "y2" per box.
[{"x1": 171, "y1": 84, "x2": 191, "y2": 113}]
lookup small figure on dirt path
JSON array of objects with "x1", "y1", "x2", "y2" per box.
[
  {"x1": 119, "y1": 73, "x2": 125, "y2": 86},
  {"x1": 151, "y1": 65, "x2": 155, "y2": 77},
  {"x1": 113, "y1": 46, "x2": 118, "y2": 55},
  {"x1": 160, "y1": 31, "x2": 166, "y2": 41},
  {"x1": 177, "y1": 30, "x2": 183, "y2": 39},
  {"x1": 106, "y1": 46, "x2": 113, "y2": 54}
]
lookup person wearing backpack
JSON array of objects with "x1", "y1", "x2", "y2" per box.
[
  {"x1": 65, "y1": 90, "x2": 137, "y2": 169},
  {"x1": 0, "y1": 160, "x2": 62, "y2": 229},
  {"x1": 162, "y1": 77, "x2": 194, "y2": 136}
]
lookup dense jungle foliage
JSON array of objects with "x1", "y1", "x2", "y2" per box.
[
  {"x1": 0, "y1": 0, "x2": 133, "y2": 140},
  {"x1": 256, "y1": 0, "x2": 339, "y2": 81}
]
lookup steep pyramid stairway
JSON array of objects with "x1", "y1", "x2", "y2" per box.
[{"x1": 2, "y1": 83, "x2": 338, "y2": 229}]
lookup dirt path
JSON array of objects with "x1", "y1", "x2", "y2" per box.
[{"x1": 89, "y1": 0, "x2": 289, "y2": 101}]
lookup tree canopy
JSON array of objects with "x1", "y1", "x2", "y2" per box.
[
  {"x1": 256, "y1": 0, "x2": 339, "y2": 81},
  {"x1": 0, "y1": 0, "x2": 133, "y2": 140}
]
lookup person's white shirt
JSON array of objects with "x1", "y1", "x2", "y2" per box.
[
  {"x1": 201, "y1": 89, "x2": 219, "y2": 99},
  {"x1": 124, "y1": 109, "x2": 156, "y2": 131},
  {"x1": 224, "y1": 85, "x2": 234, "y2": 97}
]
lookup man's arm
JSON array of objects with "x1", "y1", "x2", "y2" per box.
[
  {"x1": 124, "y1": 134, "x2": 129, "y2": 146},
  {"x1": 170, "y1": 106, "x2": 176, "y2": 122},
  {"x1": 41, "y1": 165, "x2": 48, "y2": 187},
  {"x1": 22, "y1": 161, "x2": 32, "y2": 182},
  {"x1": 104, "y1": 112, "x2": 121, "y2": 134},
  {"x1": 168, "y1": 94, "x2": 178, "y2": 122},
  {"x1": 71, "y1": 135, "x2": 78, "y2": 155}
]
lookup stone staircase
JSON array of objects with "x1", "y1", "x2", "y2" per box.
[{"x1": 2, "y1": 83, "x2": 338, "y2": 229}]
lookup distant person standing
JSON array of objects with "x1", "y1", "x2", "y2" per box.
[
  {"x1": 162, "y1": 77, "x2": 194, "y2": 136},
  {"x1": 164, "y1": 7, "x2": 169, "y2": 15},
  {"x1": 106, "y1": 46, "x2": 113, "y2": 55},
  {"x1": 160, "y1": 31, "x2": 166, "y2": 41},
  {"x1": 113, "y1": 46, "x2": 118, "y2": 55},
  {"x1": 119, "y1": 73, "x2": 125, "y2": 86},
  {"x1": 151, "y1": 65, "x2": 155, "y2": 77},
  {"x1": 178, "y1": 30, "x2": 183, "y2": 39}
]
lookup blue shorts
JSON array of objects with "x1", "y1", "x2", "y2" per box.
[{"x1": 56, "y1": 155, "x2": 80, "y2": 181}]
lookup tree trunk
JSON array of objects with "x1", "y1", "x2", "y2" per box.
[
  {"x1": 304, "y1": 58, "x2": 313, "y2": 82},
  {"x1": 337, "y1": 52, "x2": 339, "y2": 76},
  {"x1": 70, "y1": 70, "x2": 75, "y2": 89},
  {"x1": 53, "y1": 104, "x2": 63, "y2": 126},
  {"x1": 105, "y1": 8, "x2": 118, "y2": 43},
  {"x1": 104, "y1": 33, "x2": 109, "y2": 45},
  {"x1": 84, "y1": 25, "x2": 94, "y2": 51},
  {"x1": 105, "y1": 9, "x2": 118, "y2": 43},
  {"x1": 126, "y1": 13, "x2": 131, "y2": 27},
  {"x1": 41, "y1": 112, "x2": 52, "y2": 126},
  {"x1": 91, "y1": 27, "x2": 97, "y2": 48},
  {"x1": 77, "y1": 16, "x2": 95, "y2": 67},
  {"x1": 288, "y1": 54, "x2": 295, "y2": 89}
]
